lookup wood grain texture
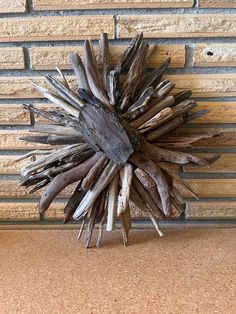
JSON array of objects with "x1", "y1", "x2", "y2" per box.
[
  {"x1": 0, "y1": 16, "x2": 114, "y2": 42},
  {"x1": 183, "y1": 154, "x2": 236, "y2": 173},
  {"x1": 194, "y1": 44, "x2": 236, "y2": 67},
  {"x1": 200, "y1": 0, "x2": 236, "y2": 8},
  {"x1": 1, "y1": 180, "x2": 236, "y2": 199},
  {"x1": 2, "y1": 74, "x2": 236, "y2": 99},
  {"x1": 30, "y1": 44, "x2": 185, "y2": 70},
  {"x1": 191, "y1": 102, "x2": 236, "y2": 124},
  {"x1": 34, "y1": 0, "x2": 194, "y2": 10},
  {"x1": 118, "y1": 15, "x2": 236, "y2": 38},
  {"x1": 186, "y1": 201, "x2": 236, "y2": 219},
  {"x1": 0, "y1": 203, "x2": 40, "y2": 221}
]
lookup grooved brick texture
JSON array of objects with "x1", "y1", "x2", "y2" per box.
[
  {"x1": 0, "y1": 16, "x2": 114, "y2": 42},
  {"x1": 34, "y1": 0, "x2": 194, "y2": 10},
  {"x1": 118, "y1": 15, "x2": 236, "y2": 38},
  {"x1": 0, "y1": 0, "x2": 26, "y2": 13},
  {"x1": 200, "y1": 0, "x2": 236, "y2": 8}
]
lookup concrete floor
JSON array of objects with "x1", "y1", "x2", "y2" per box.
[{"x1": 0, "y1": 228, "x2": 235, "y2": 314}]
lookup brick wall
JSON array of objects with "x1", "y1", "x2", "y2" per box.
[{"x1": 0, "y1": 0, "x2": 236, "y2": 226}]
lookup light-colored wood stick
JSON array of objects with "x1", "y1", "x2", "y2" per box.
[
  {"x1": 106, "y1": 174, "x2": 119, "y2": 232},
  {"x1": 117, "y1": 163, "x2": 133, "y2": 217}
]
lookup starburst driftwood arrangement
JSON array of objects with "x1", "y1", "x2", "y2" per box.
[{"x1": 17, "y1": 33, "x2": 220, "y2": 248}]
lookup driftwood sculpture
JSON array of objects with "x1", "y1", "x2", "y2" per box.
[{"x1": 17, "y1": 33, "x2": 220, "y2": 247}]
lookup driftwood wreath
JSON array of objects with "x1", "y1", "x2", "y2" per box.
[{"x1": 17, "y1": 33, "x2": 220, "y2": 247}]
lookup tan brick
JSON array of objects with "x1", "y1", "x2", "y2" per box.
[
  {"x1": 183, "y1": 154, "x2": 236, "y2": 173},
  {"x1": 0, "y1": 103, "x2": 53, "y2": 125},
  {"x1": 0, "y1": 203, "x2": 40, "y2": 221},
  {"x1": 200, "y1": 0, "x2": 236, "y2": 8},
  {"x1": 194, "y1": 44, "x2": 236, "y2": 67},
  {"x1": 0, "y1": 16, "x2": 114, "y2": 42},
  {"x1": 191, "y1": 102, "x2": 236, "y2": 123},
  {"x1": 118, "y1": 15, "x2": 236, "y2": 38},
  {"x1": 0, "y1": 155, "x2": 34, "y2": 174},
  {"x1": 177, "y1": 179, "x2": 236, "y2": 198},
  {"x1": 0, "y1": 48, "x2": 24, "y2": 69},
  {"x1": 2, "y1": 74, "x2": 236, "y2": 99},
  {"x1": 0, "y1": 0, "x2": 26, "y2": 13},
  {"x1": 34, "y1": 0, "x2": 193, "y2": 10},
  {"x1": 186, "y1": 202, "x2": 236, "y2": 219},
  {"x1": 0, "y1": 130, "x2": 52, "y2": 150},
  {"x1": 30, "y1": 44, "x2": 185, "y2": 70}
]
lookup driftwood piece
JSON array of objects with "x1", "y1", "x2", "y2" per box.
[
  {"x1": 81, "y1": 154, "x2": 108, "y2": 191},
  {"x1": 107, "y1": 70, "x2": 120, "y2": 106},
  {"x1": 130, "y1": 96, "x2": 175, "y2": 129},
  {"x1": 99, "y1": 33, "x2": 110, "y2": 92},
  {"x1": 129, "y1": 152, "x2": 171, "y2": 216},
  {"x1": 64, "y1": 182, "x2": 86, "y2": 223},
  {"x1": 69, "y1": 53, "x2": 91, "y2": 93},
  {"x1": 117, "y1": 163, "x2": 133, "y2": 216},
  {"x1": 39, "y1": 152, "x2": 102, "y2": 213},
  {"x1": 106, "y1": 174, "x2": 119, "y2": 231},
  {"x1": 73, "y1": 160, "x2": 121, "y2": 220},
  {"x1": 120, "y1": 204, "x2": 131, "y2": 246}
]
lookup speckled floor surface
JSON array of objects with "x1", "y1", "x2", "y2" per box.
[{"x1": 0, "y1": 228, "x2": 235, "y2": 314}]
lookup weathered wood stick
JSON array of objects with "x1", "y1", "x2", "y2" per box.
[
  {"x1": 114, "y1": 33, "x2": 143, "y2": 74},
  {"x1": 107, "y1": 70, "x2": 120, "y2": 106},
  {"x1": 185, "y1": 109, "x2": 209, "y2": 122},
  {"x1": 83, "y1": 200, "x2": 100, "y2": 248},
  {"x1": 106, "y1": 174, "x2": 119, "y2": 231},
  {"x1": 129, "y1": 152, "x2": 171, "y2": 216},
  {"x1": 84, "y1": 40, "x2": 112, "y2": 110},
  {"x1": 64, "y1": 182, "x2": 86, "y2": 223},
  {"x1": 99, "y1": 33, "x2": 110, "y2": 92},
  {"x1": 68, "y1": 53, "x2": 91, "y2": 93},
  {"x1": 134, "y1": 168, "x2": 164, "y2": 215},
  {"x1": 20, "y1": 135, "x2": 83, "y2": 146},
  {"x1": 39, "y1": 152, "x2": 102, "y2": 213},
  {"x1": 117, "y1": 163, "x2": 133, "y2": 216},
  {"x1": 81, "y1": 154, "x2": 108, "y2": 191},
  {"x1": 135, "y1": 58, "x2": 171, "y2": 99},
  {"x1": 138, "y1": 107, "x2": 173, "y2": 134},
  {"x1": 132, "y1": 173, "x2": 164, "y2": 218},
  {"x1": 31, "y1": 82, "x2": 80, "y2": 117},
  {"x1": 130, "y1": 96, "x2": 175, "y2": 129},
  {"x1": 55, "y1": 67, "x2": 69, "y2": 89},
  {"x1": 123, "y1": 87, "x2": 154, "y2": 121},
  {"x1": 173, "y1": 90, "x2": 192, "y2": 106},
  {"x1": 130, "y1": 186, "x2": 163, "y2": 236},
  {"x1": 141, "y1": 139, "x2": 214, "y2": 166},
  {"x1": 120, "y1": 204, "x2": 131, "y2": 246},
  {"x1": 146, "y1": 115, "x2": 184, "y2": 141},
  {"x1": 73, "y1": 160, "x2": 121, "y2": 220},
  {"x1": 28, "y1": 179, "x2": 49, "y2": 194},
  {"x1": 28, "y1": 123, "x2": 82, "y2": 137},
  {"x1": 96, "y1": 189, "x2": 108, "y2": 247},
  {"x1": 21, "y1": 143, "x2": 92, "y2": 177},
  {"x1": 14, "y1": 150, "x2": 53, "y2": 163},
  {"x1": 46, "y1": 75, "x2": 85, "y2": 110},
  {"x1": 77, "y1": 219, "x2": 86, "y2": 240}
]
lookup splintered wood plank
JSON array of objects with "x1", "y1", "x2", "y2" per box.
[
  {"x1": 34, "y1": 0, "x2": 194, "y2": 10},
  {"x1": 183, "y1": 154, "x2": 236, "y2": 173},
  {"x1": 30, "y1": 44, "x2": 185, "y2": 70},
  {"x1": 0, "y1": 203, "x2": 40, "y2": 221},
  {"x1": 0, "y1": 181, "x2": 76, "y2": 199},
  {"x1": 191, "y1": 102, "x2": 236, "y2": 124},
  {"x1": 194, "y1": 44, "x2": 236, "y2": 67},
  {"x1": 186, "y1": 201, "x2": 236, "y2": 219},
  {"x1": 177, "y1": 179, "x2": 236, "y2": 198}
]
